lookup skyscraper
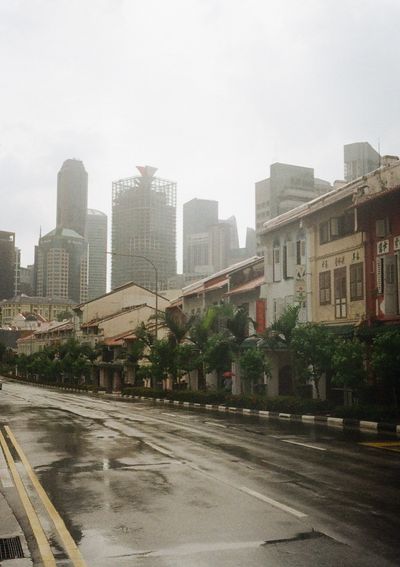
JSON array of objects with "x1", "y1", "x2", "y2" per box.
[
  {"x1": 344, "y1": 142, "x2": 380, "y2": 182},
  {"x1": 86, "y1": 209, "x2": 107, "y2": 300},
  {"x1": 111, "y1": 166, "x2": 176, "y2": 292},
  {"x1": 36, "y1": 228, "x2": 88, "y2": 302},
  {"x1": 0, "y1": 231, "x2": 16, "y2": 300},
  {"x1": 57, "y1": 159, "x2": 88, "y2": 237},
  {"x1": 255, "y1": 162, "x2": 332, "y2": 254},
  {"x1": 183, "y1": 198, "x2": 218, "y2": 275},
  {"x1": 34, "y1": 159, "x2": 89, "y2": 303}
]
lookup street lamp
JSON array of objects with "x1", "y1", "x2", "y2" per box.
[{"x1": 106, "y1": 251, "x2": 159, "y2": 338}]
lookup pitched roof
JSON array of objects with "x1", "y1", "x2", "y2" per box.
[
  {"x1": 224, "y1": 275, "x2": 265, "y2": 297},
  {"x1": 74, "y1": 280, "x2": 170, "y2": 311},
  {"x1": 80, "y1": 303, "x2": 153, "y2": 328},
  {"x1": 181, "y1": 256, "x2": 262, "y2": 297}
]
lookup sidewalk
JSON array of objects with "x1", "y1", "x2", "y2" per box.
[{"x1": 0, "y1": 490, "x2": 32, "y2": 566}]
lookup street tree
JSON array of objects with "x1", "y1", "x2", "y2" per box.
[
  {"x1": 331, "y1": 337, "x2": 366, "y2": 398},
  {"x1": 371, "y1": 328, "x2": 400, "y2": 408},
  {"x1": 239, "y1": 347, "x2": 270, "y2": 394},
  {"x1": 291, "y1": 323, "x2": 335, "y2": 399}
]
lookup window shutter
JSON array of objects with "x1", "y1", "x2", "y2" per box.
[
  {"x1": 330, "y1": 218, "x2": 339, "y2": 237},
  {"x1": 286, "y1": 241, "x2": 296, "y2": 277},
  {"x1": 376, "y1": 219, "x2": 387, "y2": 238},
  {"x1": 265, "y1": 247, "x2": 273, "y2": 283},
  {"x1": 376, "y1": 257, "x2": 384, "y2": 294},
  {"x1": 384, "y1": 255, "x2": 398, "y2": 315},
  {"x1": 273, "y1": 247, "x2": 281, "y2": 281}
]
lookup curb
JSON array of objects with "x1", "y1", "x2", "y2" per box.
[
  {"x1": 126, "y1": 395, "x2": 400, "y2": 437},
  {"x1": 5, "y1": 378, "x2": 400, "y2": 437}
]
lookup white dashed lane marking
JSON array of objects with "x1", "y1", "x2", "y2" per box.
[{"x1": 281, "y1": 439, "x2": 327, "y2": 451}]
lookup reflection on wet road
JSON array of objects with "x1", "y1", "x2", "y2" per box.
[{"x1": 1, "y1": 381, "x2": 400, "y2": 566}]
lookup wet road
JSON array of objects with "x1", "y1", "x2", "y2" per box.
[{"x1": 0, "y1": 380, "x2": 399, "y2": 566}]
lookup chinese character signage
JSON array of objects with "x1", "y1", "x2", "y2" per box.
[
  {"x1": 377, "y1": 240, "x2": 389, "y2": 255},
  {"x1": 394, "y1": 236, "x2": 400, "y2": 251}
]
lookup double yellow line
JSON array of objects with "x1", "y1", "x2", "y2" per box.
[{"x1": 0, "y1": 426, "x2": 88, "y2": 567}]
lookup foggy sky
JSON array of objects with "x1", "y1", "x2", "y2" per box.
[{"x1": 1, "y1": 0, "x2": 399, "y2": 269}]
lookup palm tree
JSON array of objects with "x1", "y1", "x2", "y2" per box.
[{"x1": 261, "y1": 304, "x2": 300, "y2": 394}]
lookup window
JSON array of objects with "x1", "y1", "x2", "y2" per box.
[
  {"x1": 376, "y1": 218, "x2": 390, "y2": 238},
  {"x1": 296, "y1": 239, "x2": 306, "y2": 265},
  {"x1": 282, "y1": 243, "x2": 287, "y2": 279},
  {"x1": 350, "y1": 263, "x2": 364, "y2": 301},
  {"x1": 319, "y1": 213, "x2": 355, "y2": 244},
  {"x1": 319, "y1": 222, "x2": 329, "y2": 244},
  {"x1": 376, "y1": 257, "x2": 384, "y2": 294},
  {"x1": 334, "y1": 267, "x2": 347, "y2": 319},
  {"x1": 384, "y1": 255, "x2": 399, "y2": 315},
  {"x1": 319, "y1": 271, "x2": 331, "y2": 305},
  {"x1": 273, "y1": 246, "x2": 281, "y2": 282}
]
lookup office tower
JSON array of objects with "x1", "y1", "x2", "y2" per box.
[
  {"x1": 0, "y1": 231, "x2": 16, "y2": 300},
  {"x1": 14, "y1": 248, "x2": 21, "y2": 296},
  {"x1": 19, "y1": 265, "x2": 34, "y2": 296},
  {"x1": 245, "y1": 227, "x2": 257, "y2": 257},
  {"x1": 35, "y1": 159, "x2": 89, "y2": 303},
  {"x1": 111, "y1": 166, "x2": 176, "y2": 292},
  {"x1": 57, "y1": 159, "x2": 88, "y2": 236},
  {"x1": 255, "y1": 162, "x2": 331, "y2": 254},
  {"x1": 183, "y1": 198, "x2": 218, "y2": 276},
  {"x1": 36, "y1": 228, "x2": 88, "y2": 303},
  {"x1": 208, "y1": 222, "x2": 232, "y2": 273},
  {"x1": 221, "y1": 215, "x2": 239, "y2": 250},
  {"x1": 344, "y1": 142, "x2": 380, "y2": 182},
  {"x1": 86, "y1": 209, "x2": 107, "y2": 300}
]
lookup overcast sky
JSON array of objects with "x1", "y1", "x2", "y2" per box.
[{"x1": 1, "y1": 0, "x2": 399, "y2": 270}]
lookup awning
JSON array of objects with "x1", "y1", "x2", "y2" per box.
[
  {"x1": 182, "y1": 277, "x2": 228, "y2": 297},
  {"x1": 224, "y1": 275, "x2": 265, "y2": 297}
]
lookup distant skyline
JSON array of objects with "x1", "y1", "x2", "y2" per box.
[{"x1": 1, "y1": 0, "x2": 399, "y2": 270}]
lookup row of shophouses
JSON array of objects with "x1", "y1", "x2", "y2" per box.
[{"x1": 17, "y1": 156, "x2": 400, "y2": 398}]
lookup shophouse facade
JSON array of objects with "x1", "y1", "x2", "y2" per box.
[
  {"x1": 354, "y1": 157, "x2": 400, "y2": 325},
  {"x1": 260, "y1": 157, "x2": 400, "y2": 399}
]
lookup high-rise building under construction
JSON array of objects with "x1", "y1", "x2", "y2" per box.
[{"x1": 111, "y1": 166, "x2": 176, "y2": 292}]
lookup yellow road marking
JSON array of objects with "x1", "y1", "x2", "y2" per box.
[
  {"x1": 5, "y1": 425, "x2": 88, "y2": 567},
  {"x1": 0, "y1": 431, "x2": 56, "y2": 567},
  {"x1": 360, "y1": 441, "x2": 400, "y2": 453}
]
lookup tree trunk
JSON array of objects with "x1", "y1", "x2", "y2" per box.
[{"x1": 314, "y1": 377, "x2": 320, "y2": 399}]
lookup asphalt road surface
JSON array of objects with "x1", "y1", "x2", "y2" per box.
[{"x1": 0, "y1": 380, "x2": 399, "y2": 567}]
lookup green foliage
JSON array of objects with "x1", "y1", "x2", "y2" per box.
[
  {"x1": 134, "y1": 322, "x2": 155, "y2": 348},
  {"x1": 262, "y1": 304, "x2": 300, "y2": 350},
  {"x1": 203, "y1": 333, "x2": 233, "y2": 374},
  {"x1": 188, "y1": 307, "x2": 219, "y2": 351},
  {"x1": 147, "y1": 338, "x2": 177, "y2": 382},
  {"x1": 176, "y1": 343, "x2": 201, "y2": 373},
  {"x1": 239, "y1": 348, "x2": 270, "y2": 384},
  {"x1": 291, "y1": 323, "x2": 335, "y2": 398},
  {"x1": 225, "y1": 305, "x2": 250, "y2": 348},
  {"x1": 16, "y1": 339, "x2": 96, "y2": 384},
  {"x1": 270, "y1": 304, "x2": 300, "y2": 344},
  {"x1": 371, "y1": 329, "x2": 400, "y2": 407},
  {"x1": 156, "y1": 309, "x2": 193, "y2": 346},
  {"x1": 331, "y1": 338, "x2": 366, "y2": 392}
]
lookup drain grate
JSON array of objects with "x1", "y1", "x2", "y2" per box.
[{"x1": 0, "y1": 536, "x2": 24, "y2": 560}]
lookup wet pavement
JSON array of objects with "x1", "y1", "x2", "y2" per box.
[{"x1": 1, "y1": 380, "x2": 399, "y2": 566}]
